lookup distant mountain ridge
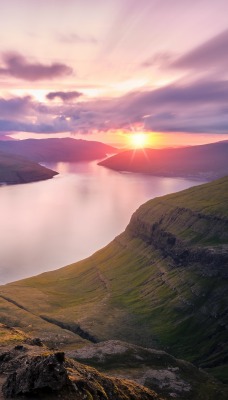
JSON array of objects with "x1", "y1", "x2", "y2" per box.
[
  {"x1": 0, "y1": 151, "x2": 57, "y2": 184},
  {"x1": 99, "y1": 141, "x2": 228, "y2": 179},
  {"x1": 0, "y1": 138, "x2": 117, "y2": 162}
]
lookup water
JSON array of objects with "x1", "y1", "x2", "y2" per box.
[{"x1": 0, "y1": 161, "x2": 206, "y2": 284}]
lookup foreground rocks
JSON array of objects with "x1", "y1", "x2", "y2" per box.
[
  {"x1": 0, "y1": 345, "x2": 162, "y2": 400},
  {"x1": 67, "y1": 340, "x2": 228, "y2": 400}
]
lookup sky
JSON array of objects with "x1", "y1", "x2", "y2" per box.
[{"x1": 0, "y1": 0, "x2": 228, "y2": 147}]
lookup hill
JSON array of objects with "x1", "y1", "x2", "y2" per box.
[
  {"x1": 0, "y1": 177, "x2": 227, "y2": 396},
  {"x1": 0, "y1": 138, "x2": 117, "y2": 162},
  {"x1": 0, "y1": 151, "x2": 57, "y2": 184},
  {"x1": 98, "y1": 141, "x2": 228, "y2": 179}
]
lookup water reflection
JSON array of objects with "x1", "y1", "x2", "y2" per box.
[{"x1": 0, "y1": 161, "x2": 205, "y2": 284}]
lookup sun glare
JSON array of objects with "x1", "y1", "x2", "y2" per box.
[{"x1": 131, "y1": 132, "x2": 147, "y2": 148}]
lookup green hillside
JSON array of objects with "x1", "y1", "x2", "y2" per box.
[{"x1": 0, "y1": 177, "x2": 227, "y2": 386}]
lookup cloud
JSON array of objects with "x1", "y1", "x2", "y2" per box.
[
  {"x1": 0, "y1": 52, "x2": 73, "y2": 81},
  {"x1": 111, "y1": 80, "x2": 228, "y2": 133},
  {"x1": 1, "y1": 78, "x2": 228, "y2": 135},
  {"x1": 46, "y1": 91, "x2": 83, "y2": 102},
  {"x1": 172, "y1": 29, "x2": 228, "y2": 71},
  {"x1": 121, "y1": 80, "x2": 228, "y2": 111},
  {"x1": 143, "y1": 110, "x2": 228, "y2": 134},
  {"x1": 0, "y1": 96, "x2": 33, "y2": 117},
  {"x1": 75, "y1": 80, "x2": 228, "y2": 134}
]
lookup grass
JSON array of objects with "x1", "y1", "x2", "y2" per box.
[{"x1": 0, "y1": 323, "x2": 29, "y2": 346}]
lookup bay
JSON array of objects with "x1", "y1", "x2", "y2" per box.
[{"x1": 0, "y1": 161, "x2": 206, "y2": 284}]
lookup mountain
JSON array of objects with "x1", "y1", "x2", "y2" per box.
[
  {"x1": 0, "y1": 177, "x2": 227, "y2": 398},
  {"x1": 0, "y1": 138, "x2": 117, "y2": 162},
  {"x1": 0, "y1": 151, "x2": 57, "y2": 184},
  {"x1": 98, "y1": 141, "x2": 228, "y2": 179}
]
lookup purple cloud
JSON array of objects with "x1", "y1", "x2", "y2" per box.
[
  {"x1": 0, "y1": 52, "x2": 73, "y2": 81},
  {"x1": 46, "y1": 91, "x2": 83, "y2": 102},
  {"x1": 120, "y1": 80, "x2": 228, "y2": 111},
  {"x1": 1, "y1": 78, "x2": 228, "y2": 135},
  {"x1": 0, "y1": 96, "x2": 33, "y2": 117},
  {"x1": 111, "y1": 80, "x2": 228, "y2": 133},
  {"x1": 172, "y1": 29, "x2": 228, "y2": 70}
]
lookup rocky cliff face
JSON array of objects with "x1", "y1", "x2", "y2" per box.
[{"x1": 127, "y1": 207, "x2": 228, "y2": 277}]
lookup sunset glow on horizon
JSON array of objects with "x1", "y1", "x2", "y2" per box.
[{"x1": 130, "y1": 133, "x2": 148, "y2": 148}]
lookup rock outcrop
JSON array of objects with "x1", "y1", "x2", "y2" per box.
[
  {"x1": 68, "y1": 340, "x2": 228, "y2": 400},
  {"x1": 127, "y1": 208, "x2": 228, "y2": 277},
  {"x1": 0, "y1": 345, "x2": 162, "y2": 400}
]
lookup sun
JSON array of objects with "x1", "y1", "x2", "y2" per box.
[{"x1": 131, "y1": 132, "x2": 147, "y2": 148}]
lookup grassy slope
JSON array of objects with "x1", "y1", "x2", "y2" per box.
[
  {"x1": 137, "y1": 175, "x2": 228, "y2": 218},
  {"x1": 0, "y1": 151, "x2": 57, "y2": 184},
  {"x1": 0, "y1": 177, "x2": 227, "y2": 383}
]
